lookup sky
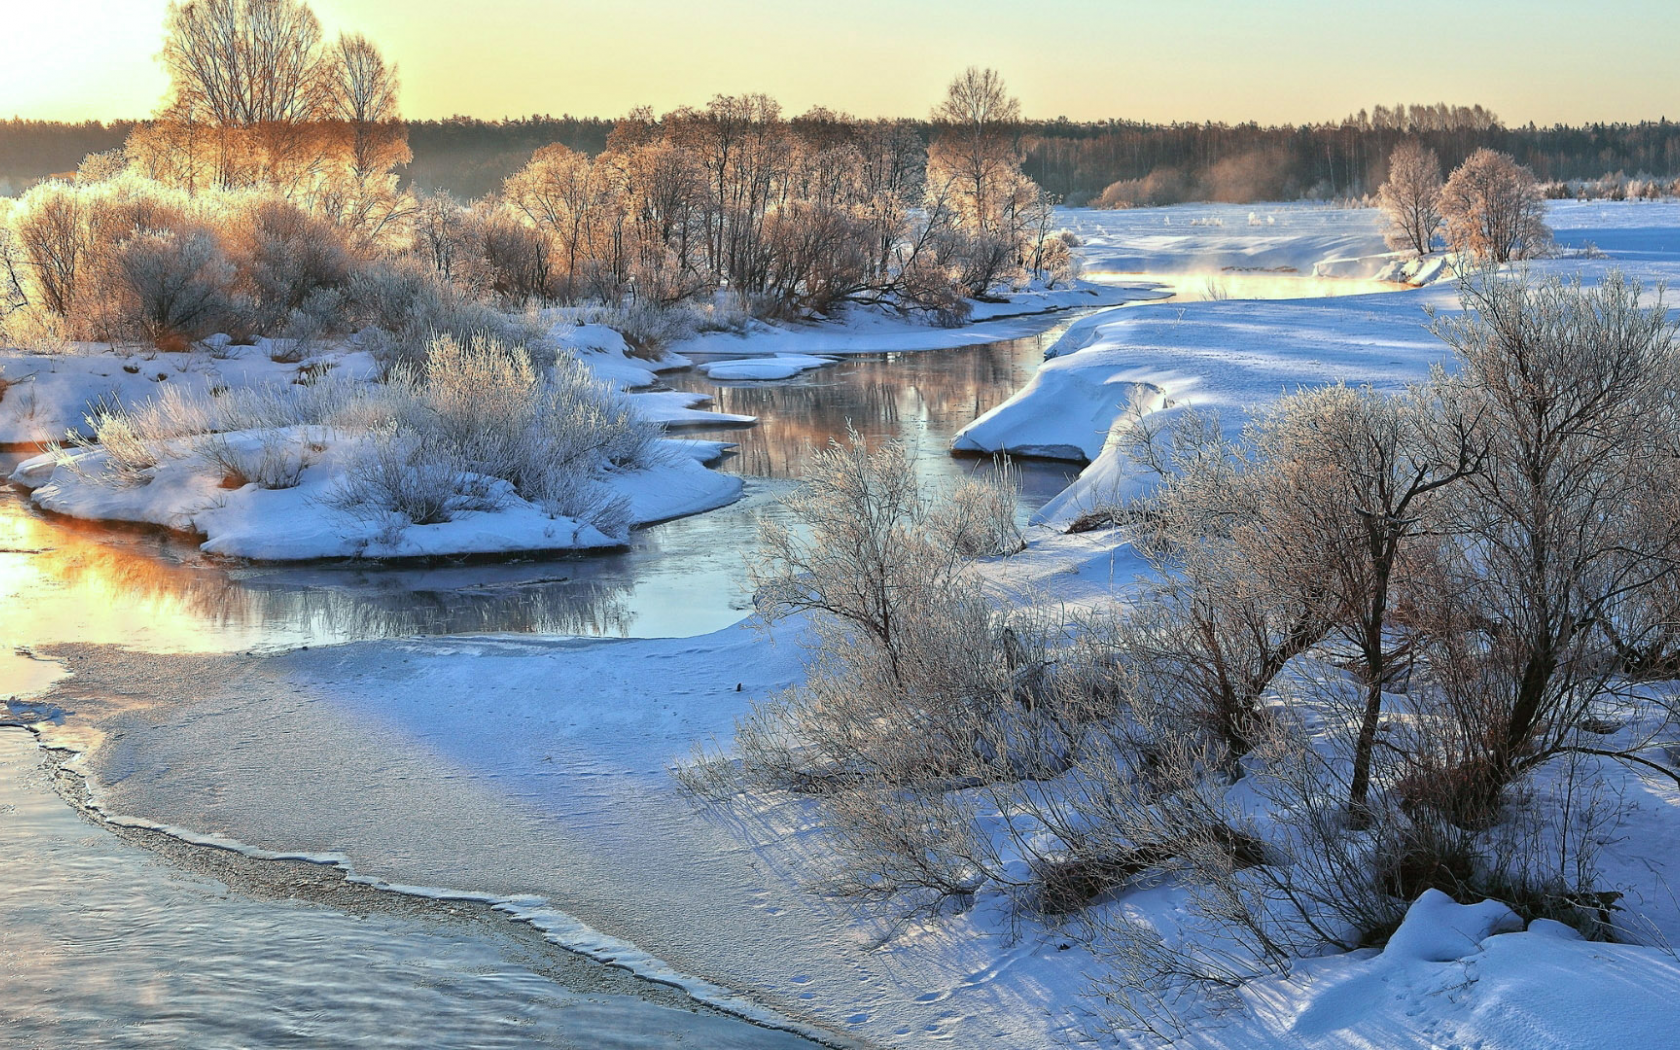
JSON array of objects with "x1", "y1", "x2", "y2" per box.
[{"x1": 6, "y1": 0, "x2": 1678, "y2": 126}]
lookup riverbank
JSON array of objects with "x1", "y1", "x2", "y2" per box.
[
  {"x1": 10, "y1": 201, "x2": 1680, "y2": 1048},
  {"x1": 0, "y1": 715, "x2": 841, "y2": 1049}
]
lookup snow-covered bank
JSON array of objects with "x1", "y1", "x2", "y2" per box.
[
  {"x1": 7, "y1": 323, "x2": 749, "y2": 562},
  {"x1": 1062, "y1": 201, "x2": 1398, "y2": 280},
  {"x1": 671, "y1": 280, "x2": 1150, "y2": 357},
  {"x1": 1199, "y1": 890, "x2": 1680, "y2": 1049},
  {"x1": 963, "y1": 202, "x2": 1680, "y2": 529},
  {"x1": 34, "y1": 611, "x2": 1680, "y2": 1050},
  {"x1": 0, "y1": 709, "x2": 831, "y2": 1050},
  {"x1": 0, "y1": 338, "x2": 380, "y2": 449},
  {"x1": 952, "y1": 280, "x2": 1453, "y2": 469},
  {"x1": 12, "y1": 434, "x2": 741, "y2": 560}
]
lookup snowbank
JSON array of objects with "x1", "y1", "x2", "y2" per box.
[
  {"x1": 1062, "y1": 201, "x2": 1400, "y2": 279},
  {"x1": 0, "y1": 340, "x2": 378, "y2": 448},
  {"x1": 954, "y1": 281, "x2": 1459, "y2": 528},
  {"x1": 12, "y1": 432, "x2": 742, "y2": 561},
  {"x1": 1214, "y1": 890, "x2": 1680, "y2": 1049},
  {"x1": 698, "y1": 354, "x2": 837, "y2": 381}
]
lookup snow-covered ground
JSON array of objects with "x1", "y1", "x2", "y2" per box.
[
  {"x1": 10, "y1": 433, "x2": 741, "y2": 560},
  {"x1": 4, "y1": 324, "x2": 750, "y2": 560},
  {"x1": 0, "y1": 337, "x2": 381, "y2": 449},
  {"x1": 1063, "y1": 201, "x2": 1396, "y2": 279},
  {"x1": 13, "y1": 200, "x2": 1680, "y2": 1049},
  {"x1": 962, "y1": 201, "x2": 1680, "y2": 530},
  {"x1": 671, "y1": 279, "x2": 1150, "y2": 357}
]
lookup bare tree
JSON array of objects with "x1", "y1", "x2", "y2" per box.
[
  {"x1": 1377, "y1": 141, "x2": 1443, "y2": 257},
  {"x1": 1439, "y1": 148, "x2": 1550, "y2": 263},
  {"x1": 324, "y1": 32, "x2": 408, "y2": 186},
  {"x1": 1429, "y1": 270, "x2": 1680, "y2": 814},
  {"x1": 1248, "y1": 384, "x2": 1479, "y2": 819},
  {"x1": 928, "y1": 68, "x2": 1022, "y2": 234},
  {"x1": 504, "y1": 144, "x2": 607, "y2": 299},
  {"x1": 161, "y1": 0, "x2": 333, "y2": 191}
]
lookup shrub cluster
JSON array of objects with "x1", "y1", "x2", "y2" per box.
[
  {"x1": 680, "y1": 271, "x2": 1680, "y2": 1034},
  {"x1": 58, "y1": 332, "x2": 657, "y2": 538}
]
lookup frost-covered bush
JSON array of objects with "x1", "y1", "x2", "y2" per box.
[
  {"x1": 229, "y1": 197, "x2": 356, "y2": 333},
  {"x1": 346, "y1": 259, "x2": 549, "y2": 373},
  {"x1": 328, "y1": 334, "x2": 655, "y2": 531},
  {"x1": 105, "y1": 227, "x2": 237, "y2": 350},
  {"x1": 200, "y1": 430, "x2": 310, "y2": 490}
]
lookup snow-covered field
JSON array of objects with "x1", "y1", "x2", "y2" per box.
[{"x1": 13, "y1": 200, "x2": 1680, "y2": 1049}]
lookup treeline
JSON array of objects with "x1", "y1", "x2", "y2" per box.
[
  {"x1": 0, "y1": 120, "x2": 135, "y2": 193},
  {"x1": 13, "y1": 109, "x2": 1680, "y2": 205},
  {"x1": 1029, "y1": 110, "x2": 1680, "y2": 205},
  {"x1": 0, "y1": 116, "x2": 612, "y2": 198},
  {"x1": 3, "y1": 0, "x2": 1074, "y2": 357}
]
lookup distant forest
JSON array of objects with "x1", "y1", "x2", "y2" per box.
[{"x1": 7, "y1": 108, "x2": 1680, "y2": 204}]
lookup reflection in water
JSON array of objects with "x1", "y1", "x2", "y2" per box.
[
  {"x1": 0, "y1": 474, "x2": 785, "y2": 651},
  {"x1": 0, "y1": 322, "x2": 1085, "y2": 652},
  {"x1": 670, "y1": 321, "x2": 1084, "y2": 507}
]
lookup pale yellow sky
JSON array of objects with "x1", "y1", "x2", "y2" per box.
[{"x1": 6, "y1": 0, "x2": 1678, "y2": 125}]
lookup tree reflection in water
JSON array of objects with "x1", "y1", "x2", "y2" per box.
[{"x1": 1, "y1": 322, "x2": 1087, "y2": 653}]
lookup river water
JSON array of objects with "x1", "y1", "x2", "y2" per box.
[
  {"x1": 0, "y1": 319, "x2": 1078, "y2": 652},
  {"x1": 0, "y1": 315, "x2": 1084, "y2": 1049},
  {"x1": 0, "y1": 726, "x2": 823, "y2": 1049},
  {"x1": 1, "y1": 277, "x2": 1419, "y2": 1046}
]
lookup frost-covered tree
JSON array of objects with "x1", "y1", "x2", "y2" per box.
[
  {"x1": 325, "y1": 32, "x2": 408, "y2": 186},
  {"x1": 928, "y1": 68, "x2": 1022, "y2": 234},
  {"x1": 1439, "y1": 148, "x2": 1550, "y2": 263},
  {"x1": 1377, "y1": 141, "x2": 1443, "y2": 257},
  {"x1": 144, "y1": 0, "x2": 408, "y2": 200}
]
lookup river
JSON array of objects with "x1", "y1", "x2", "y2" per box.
[{"x1": 0, "y1": 313, "x2": 1086, "y2": 1049}]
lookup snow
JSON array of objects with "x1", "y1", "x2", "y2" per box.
[
  {"x1": 953, "y1": 278, "x2": 1458, "y2": 509},
  {"x1": 559, "y1": 322, "x2": 692, "y2": 389},
  {"x1": 38, "y1": 618, "x2": 1680, "y2": 1050},
  {"x1": 1062, "y1": 201, "x2": 1398, "y2": 280},
  {"x1": 1211, "y1": 890, "x2": 1680, "y2": 1050},
  {"x1": 962, "y1": 202, "x2": 1680, "y2": 529},
  {"x1": 626, "y1": 389, "x2": 757, "y2": 427},
  {"x1": 11, "y1": 432, "x2": 743, "y2": 561},
  {"x1": 0, "y1": 339, "x2": 379, "y2": 448},
  {"x1": 16, "y1": 199, "x2": 1680, "y2": 1049},
  {"x1": 698, "y1": 354, "x2": 838, "y2": 381}
]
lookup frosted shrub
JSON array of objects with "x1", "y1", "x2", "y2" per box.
[
  {"x1": 329, "y1": 425, "x2": 493, "y2": 526},
  {"x1": 200, "y1": 430, "x2": 308, "y2": 490},
  {"x1": 739, "y1": 439, "x2": 1050, "y2": 775},
  {"x1": 585, "y1": 299, "x2": 702, "y2": 357},
  {"x1": 346, "y1": 260, "x2": 548, "y2": 373},
  {"x1": 106, "y1": 227, "x2": 237, "y2": 350},
  {"x1": 231, "y1": 198, "x2": 355, "y2": 333},
  {"x1": 330, "y1": 334, "x2": 657, "y2": 531},
  {"x1": 936, "y1": 457, "x2": 1023, "y2": 557}
]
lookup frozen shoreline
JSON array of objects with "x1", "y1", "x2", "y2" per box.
[
  {"x1": 12, "y1": 201, "x2": 1680, "y2": 1048},
  {"x1": 0, "y1": 705, "x2": 846, "y2": 1049}
]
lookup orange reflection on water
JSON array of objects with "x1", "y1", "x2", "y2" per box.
[{"x1": 0, "y1": 491, "x2": 251, "y2": 654}]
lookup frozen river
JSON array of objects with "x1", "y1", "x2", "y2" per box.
[{"x1": 0, "y1": 316, "x2": 1084, "y2": 1049}]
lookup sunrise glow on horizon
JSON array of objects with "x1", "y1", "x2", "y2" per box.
[{"x1": 8, "y1": 0, "x2": 1680, "y2": 125}]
